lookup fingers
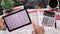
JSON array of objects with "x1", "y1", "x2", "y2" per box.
[
  {"x1": 0, "y1": 17, "x2": 6, "y2": 30},
  {"x1": 33, "y1": 23, "x2": 44, "y2": 34}
]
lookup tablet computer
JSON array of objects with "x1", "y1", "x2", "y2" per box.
[{"x1": 3, "y1": 9, "x2": 32, "y2": 32}]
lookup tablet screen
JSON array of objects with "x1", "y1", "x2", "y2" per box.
[{"x1": 3, "y1": 9, "x2": 31, "y2": 32}]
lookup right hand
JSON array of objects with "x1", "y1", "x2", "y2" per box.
[{"x1": 33, "y1": 23, "x2": 44, "y2": 34}]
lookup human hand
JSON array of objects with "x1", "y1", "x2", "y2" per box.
[
  {"x1": 0, "y1": 16, "x2": 6, "y2": 30},
  {"x1": 33, "y1": 23, "x2": 44, "y2": 34}
]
